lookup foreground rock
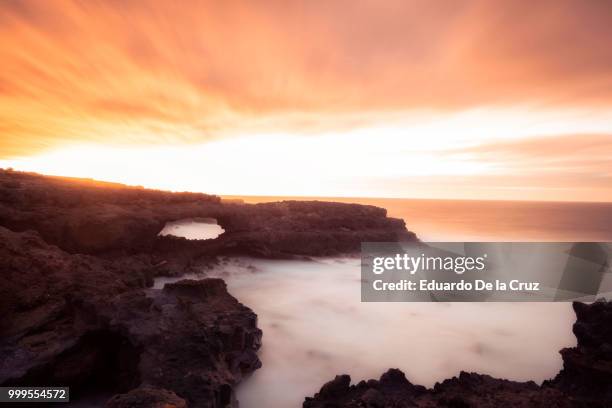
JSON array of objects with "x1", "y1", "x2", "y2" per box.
[
  {"x1": 549, "y1": 301, "x2": 612, "y2": 402},
  {"x1": 0, "y1": 227, "x2": 261, "y2": 407},
  {"x1": 304, "y1": 301, "x2": 612, "y2": 407}
]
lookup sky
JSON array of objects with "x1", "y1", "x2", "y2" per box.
[{"x1": 1, "y1": 0, "x2": 611, "y2": 201}]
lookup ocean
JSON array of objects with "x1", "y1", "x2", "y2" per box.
[{"x1": 226, "y1": 196, "x2": 612, "y2": 242}]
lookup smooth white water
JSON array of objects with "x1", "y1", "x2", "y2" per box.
[
  {"x1": 154, "y1": 257, "x2": 576, "y2": 408},
  {"x1": 158, "y1": 218, "x2": 224, "y2": 240}
]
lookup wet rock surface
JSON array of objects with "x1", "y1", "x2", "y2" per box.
[{"x1": 304, "y1": 301, "x2": 612, "y2": 408}]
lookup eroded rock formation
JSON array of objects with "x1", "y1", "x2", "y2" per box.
[
  {"x1": 0, "y1": 169, "x2": 416, "y2": 407},
  {"x1": 0, "y1": 227, "x2": 260, "y2": 407},
  {"x1": 0, "y1": 169, "x2": 416, "y2": 259}
]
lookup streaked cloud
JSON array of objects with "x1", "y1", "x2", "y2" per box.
[
  {"x1": 453, "y1": 133, "x2": 612, "y2": 176},
  {"x1": 1, "y1": 1, "x2": 611, "y2": 200}
]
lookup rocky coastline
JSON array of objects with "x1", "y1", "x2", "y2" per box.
[
  {"x1": 1, "y1": 168, "x2": 610, "y2": 407},
  {"x1": 0, "y1": 169, "x2": 415, "y2": 407}
]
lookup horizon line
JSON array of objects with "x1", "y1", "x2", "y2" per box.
[{"x1": 4, "y1": 168, "x2": 608, "y2": 206}]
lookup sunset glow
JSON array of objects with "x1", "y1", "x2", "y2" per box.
[{"x1": 1, "y1": 1, "x2": 611, "y2": 201}]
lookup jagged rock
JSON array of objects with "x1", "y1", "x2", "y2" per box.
[
  {"x1": 549, "y1": 301, "x2": 612, "y2": 403},
  {"x1": 0, "y1": 227, "x2": 261, "y2": 408},
  {"x1": 305, "y1": 370, "x2": 570, "y2": 408},
  {"x1": 431, "y1": 372, "x2": 570, "y2": 408},
  {"x1": 317, "y1": 374, "x2": 352, "y2": 398},
  {"x1": 304, "y1": 301, "x2": 612, "y2": 407}
]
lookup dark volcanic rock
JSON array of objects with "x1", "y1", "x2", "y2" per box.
[
  {"x1": 0, "y1": 227, "x2": 261, "y2": 408},
  {"x1": 304, "y1": 371, "x2": 571, "y2": 408},
  {"x1": 105, "y1": 386, "x2": 188, "y2": 408},
  {"x1": 0, "y1": 169, "x2": 416, "y2": 258},
  {"x1": 549, "y1": 301, "x2": 612, "y2": 403},
  {"x1": 0, "y1": 169, "x2": 415, "y2": 407},
  {"x1": 304, "y1": 301, "x2": 612, "y2": 408},
  {"x1": 430, "y1": 372, "x2": 570, "y2": 408},
  {"x1": 0, "y1": 171, "x2": 220, "y2": 255},
  {"x1": 305, "y1": 369, "x2": 571, "y2": 407}
]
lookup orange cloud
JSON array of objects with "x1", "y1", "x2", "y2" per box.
[
  {"x1": 453, "y1": 134, "x2": 612, "y2": 175},
  {"x1": 2, "y1": 0, "x2": 612, "y2": 157}
]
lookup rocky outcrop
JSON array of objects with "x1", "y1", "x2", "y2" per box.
[
  {"x1": 304, "y1": 370, "x2": 571, "y2": 407},
  {"x1": 0, "y1": 227, "x2": 261, "y2": 408},
  {"x1": 0, "y1": 169, "x2": 416, "y2": 258},
  {"x1": 0, "y1": 169, "x2": 415, "y2": 407},
  {"x1": 0, "y1": 170, "x2": 220, "y2": 254},
  {"x1": 304, "y1": 301, "x2": 612, "y2": 407},
  {"x1": 549, "y1": 301, "x2": 612, "y2": 403}
]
